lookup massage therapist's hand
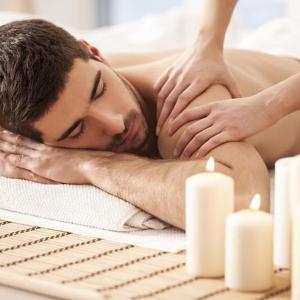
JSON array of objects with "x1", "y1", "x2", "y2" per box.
[
  {"x1": 154, "y1": 42, "x2": 241, "y2": 135},
  {"x1": 169, "y1": 93, "x2": 277, "y2": 159},
  {"x1": 0, "y1": 130, "x2": 113, "y2": 184}
]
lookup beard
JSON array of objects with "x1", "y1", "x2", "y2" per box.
[{"x1": 111, "y1": 71, "x2": 151, "y2": 155}]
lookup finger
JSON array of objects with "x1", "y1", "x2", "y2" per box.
[
  {"x1": 195, "y1": 132, "x2": 230, "y2": 159},
  {"x1": 155, "y1": 72, "x2": 172, "y2": 120},
  {"x1": 0, "y1": 150, "x2": 6, "y2": 160},
  {"x1": 173, "y1": 118, "x2": 213, "y2": 157},
  {"x1": 156, "y1": 76, "x2": 177, "y2": 115},
  {"x1": 5, "y1": 153, "x2": 32, "y2": 169},
  {"x1": 0, "y1": 131, "x2": 47, "y2": 151},
  {"x1": 4, "y1": 165, "x2": 56, "y2": 184},
  {"x1": 169, "y1": 80, "x2": 210, "y2": 120},
  {"x1": 156, "y1": 82, "x2": 189, "y2": 134},
  {"x1": 225, "y1": 77, "x2": 242, "y2": 98},
  {"x1": 180, "y1": 125, "x2": 221, "y2": 159},
  {"x1": 154, "y1": 69, "x2": 170, "y2": 96},
  {"x1": 0, "y1": 140, "x2": 35, "y2": 156},
  {"x1": 0, "y1": 151, "x2": 56, "y2": 184},
  {"x1": 169, "y1": 105, "x2": 211, "y2": 136}
]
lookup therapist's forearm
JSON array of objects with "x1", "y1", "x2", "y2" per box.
[
  {"x1": 83, "y1": 152, "x2": 230, "y2": 229},
  {"x1": 196, "y1": 0, "x2": 238, "y2": 50},
  {"x1": 263, "y1": 72, "x2": 300, "y2": 121}
]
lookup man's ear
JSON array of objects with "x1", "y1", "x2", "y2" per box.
[{"x1": 78, "y1": 39, "x2": 107, "y2": 63}]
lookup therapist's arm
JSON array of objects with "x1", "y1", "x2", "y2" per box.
[
  {"x1": 196, "y1": 0, "x2": 238, "y2": 50},
  {"x1": 268, "y1": 72, "x2": 300, "y2": 119},
  {"x1": 168, "y1": 72, "x2": 300, "y2": 159},
  {"x1": 155, "y1": 0, "x2": 240, "y2": 135}
]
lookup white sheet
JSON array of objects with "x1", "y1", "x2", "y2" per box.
[
  {"x1": 238, "y1": 17, "x2": 300, "y2": 59},
  {"x1": 0, "y1": 8, "x2": 242, "y2": 53},
  {"x1": 0, "y1": 208, "x2": 185, "y2": 253}
]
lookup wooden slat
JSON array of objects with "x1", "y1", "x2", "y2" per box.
[{"x1": 0, "y1": 219, "x2": 291, "y2": 300}]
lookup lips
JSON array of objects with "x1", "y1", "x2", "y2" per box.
[{"x1": 120, "y1": 119, "x2": 137, "y2": 147}]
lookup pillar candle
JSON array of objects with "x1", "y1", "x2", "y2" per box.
[
  {"x1": 290, "y1": 156, "x2": 300, "y2": 206},
  {"x1": 274, "y1": 157, "x2": 293, "y2": 269},
  {"x1": 274, "y1": 155, "x2": 300, "y2": 270},
  {"x1": 185, "y1": 157, "x2": 234, "y2": 277},
  {"x1": 225, "y1": 194, "x2": 274, "y2": 292},
  {"x1": 292, "y1": 204, "x2": 300, "y2": 300}
]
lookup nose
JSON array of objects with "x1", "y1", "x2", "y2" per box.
[{"x1": 88, "y1": 105, "x2": 125, "y2": 137}]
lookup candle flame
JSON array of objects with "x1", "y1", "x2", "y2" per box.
[
  {"x1": 250, "y1": 193, "x2": 261, "y2": 210},
  {"x1": 206, "y1": 157, "x2": 215, "y2": 172}
]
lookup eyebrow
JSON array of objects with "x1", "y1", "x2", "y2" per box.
[{"x1": 56, "y1": 70, "x2": 102, "y2": 142}]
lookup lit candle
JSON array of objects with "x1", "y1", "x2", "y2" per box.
[
  {"x1": 185, "y1": 157, "x2": 234, "y2": 277},
  {"x1": 292, "y1": 204, "x2": 300, "y2": 300},
  {"x1": 225, "y1": 194, "x2": 274, "y2": 292},
  {"x1": 274, "y1": 157, "x2": 293, "y2": 269}
]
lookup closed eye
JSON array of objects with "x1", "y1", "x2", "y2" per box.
[
  {"x1": 70, "y1": 121, "x2": 85, "y2": 139},
  {"x1": 69, "y1": 82, "x2": 107, "y2": 140},
  {"x1": 95, "y1": 82, "x2": 107, "y2": 99}
]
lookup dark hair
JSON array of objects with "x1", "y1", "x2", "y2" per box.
[{"x1": 0, "y1": 19, "x2": 90, "y2": 142}]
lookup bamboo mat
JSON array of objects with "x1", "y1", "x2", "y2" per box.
[{"x1": 0, "y1": 219, "x2": 291, "y2": 300}]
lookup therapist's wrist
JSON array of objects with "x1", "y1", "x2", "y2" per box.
[
  {"x1": 193, "y1": 37, "x2": 224, "y2": 61},
  {"x1": 261, "y1": 86, "x2": 286, "y2": 123},
  {"x1": 195, "y1": 28, "x2": 224, "y2": 53}
]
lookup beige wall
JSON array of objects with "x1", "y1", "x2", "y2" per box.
[
  {"x1": 0, "y1": 0, "x2": 32, "y2": 12},
  {"x1": 0, "y1": 0, "x2": 98, "y2": 29}
]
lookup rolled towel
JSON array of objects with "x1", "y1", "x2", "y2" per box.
[{"x1": 0, "y1": 177, "x2": 168, "y2": 232}]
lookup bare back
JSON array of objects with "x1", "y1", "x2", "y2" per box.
[
  {"x1": 216, "y1": 49, "x2": 300, "y2": 167},
  {"x1": 108, "y1": 48, "x2": 300, "y2": 167}
]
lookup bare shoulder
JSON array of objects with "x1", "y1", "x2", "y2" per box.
[
  {"x1": 158, "y1": 84, "x2": 233, "y2": 158},
  {"x1": 104, "y1": 49, "x2": 182, "y2": 68},
  {"x1": 158, "y1": 84, "x2": 270, "y2": 211}
]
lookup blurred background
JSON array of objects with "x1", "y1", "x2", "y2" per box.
[
  {"x1": 0, "y1": 0, "x2": 290, "y2": 30},
  {"x1": 0, "y1": 0, "x2": 299, "y2": 56}
]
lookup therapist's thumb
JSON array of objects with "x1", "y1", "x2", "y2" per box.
[{"x1": 225, "y1": 77, "x2": 242, "y2": 99}]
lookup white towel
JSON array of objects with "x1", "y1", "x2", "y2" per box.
[
  {"x1": 0, "y1": 177, "x2": 168, "y2": 232},
  {"x1": 0, "y1": 208, "x2": 186, "y2": 253},
  {"x1": 0, "y1": 177, "x2": 186, "y2": 252}
]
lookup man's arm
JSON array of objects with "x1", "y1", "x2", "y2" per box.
[
  {"x1": 83, "y1": 140, "x2": 269, "y2": 230},
  {"x1": 83, "y1": 85, "x2": 270, "y2": 230},
  {"x1": 83, "y1": 151, "x2": 233, "y2": 229},
  {"x1": 1, "y1": 126, "x2": 269, "y2": 231}
]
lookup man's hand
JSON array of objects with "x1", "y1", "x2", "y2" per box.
[
  {"x1": 0, "y1": 150, "x2": 57, "y2": 184},
  {"x1": 0, "y1": 130, "x2": 110, "y2": 184}
]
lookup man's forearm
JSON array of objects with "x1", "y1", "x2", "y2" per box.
[{"x1": 83, "y1": 153, "x2": 232, "y2": 229}]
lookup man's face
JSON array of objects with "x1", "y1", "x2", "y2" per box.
[{"x1": 33, "y1": 56, "x2": 150, "y2": 154}]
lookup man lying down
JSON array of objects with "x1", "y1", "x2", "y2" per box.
[{"x1": 0, "y1": 19, "x2": 299, "y2": 230}]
